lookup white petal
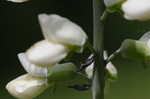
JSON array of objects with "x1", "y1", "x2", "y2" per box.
[
  {"x1": 26, "y1": 40, "x2": 69, "y2": 66},
  {"x1": 106, "y1": 62, "x2": 117, "y2": 79},
  {"x1": 85, "y1": 62, "x2": 117, "y2": 80},
  {"x1": 85, "y1": 63, "x2": 94, "y2": 79},
  {"x1": 122, "y1": 0, "x2": 150, "y2": 21},
  {"x1": 147, "y1": 39, "x2": 150, "y2": 48},
  {"x1": 6, "y1": 74, "x2": 50, "y2": 99},
  {"x1": 38, "y1": 14, "x2": 87, "y2": 48},
  {"x1": 7, "y1": 0, "x2": 29, "y2": 3},
  {"x1": 18, "y1": 53, "x2": 52, "y2": 77}
]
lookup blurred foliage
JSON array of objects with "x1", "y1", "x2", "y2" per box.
[{"x1": 1, "y1": 0, "x2": 150, "y2": 99}]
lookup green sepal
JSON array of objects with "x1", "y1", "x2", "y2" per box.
[
  {"x1": 47, "y1": 63, "x2": 78, "y2": 82},
  {"x1": 65, "y1": 44, "x2": 84, "y2": 53}
]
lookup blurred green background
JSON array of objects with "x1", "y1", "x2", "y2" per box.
[{"x1": 1, "y1": 0, "x2": 150, "y2": 99}]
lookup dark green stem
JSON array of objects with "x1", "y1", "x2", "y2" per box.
[{"x1": 92, "y1": 0, "x2": 105, "y2": 99}]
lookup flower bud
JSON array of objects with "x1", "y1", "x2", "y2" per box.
[
  {"x1": 120, "y1": 39, "x2": 150, "y2": 61},
  {"x1": 7, "y1": 0, "x2": 29, "y2": 3},
  {"x1": 26, "y1": 40, "x2": 69, "y2": 66},
  {"x1": 106, "y1": 62, "x2": 118, "y2": 80},
  {"x1": 85, "y1": 63, "x2": 94, "y2": 79},
  {"x1": 122, "y1": 0, "x2": 150, "y2": 21},
  {"x1": 38, "y1": 14, "x2": 87, "y2": 52},
  {"x1": 6, "y1": 74, "x2": 50, "y2": 99}
]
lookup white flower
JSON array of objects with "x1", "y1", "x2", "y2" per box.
[
  {"x1": 26, "y1": 40, "x2": 69, "y2": 66},
  {"x1": 7, "y1": 0, "x2": 29, "y2": 3},
  {"x1": 122, "y1": 0, "x2": 150, "y2": 21},
  {"x1": 18, "y1": 53, "x2": 77, "y2": 78},
  {"x1": 85, "y1": 63, "x2": 94, "y2": 79},
  {"x1": 18, "y1": 53, "x2": 51, "y2": 77},
  {"x1": 38, "y1": 14, "x2": 87, "y2": 52},
  {"x1": 6, "y1": 74, "x2": 50, "y2": 99}
]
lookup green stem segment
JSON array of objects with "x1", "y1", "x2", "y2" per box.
[{"x1": 92, "y1": 0, "x2": 105, "y2": 99}]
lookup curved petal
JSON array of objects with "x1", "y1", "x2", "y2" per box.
[
  {"x1": 7, "y1": 0, "x2": 29, "y2": 3},
  {"x1": 26, "y1": 40, "x2": 69, "y2": 66},
  {"x1": 18, "y1": 53, "x2": 51, "y2": 77},
  {"x1": 38, "y1": 14, "x2": 87, "y2": 51},
  {"x1": 122, "y1": 0, "x2": 150, "y2": 21},
  {"x1": 6, "y1": 74, "x2": 50, "y2": 99}
]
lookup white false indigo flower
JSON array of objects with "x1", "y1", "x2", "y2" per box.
[
  {"x1": 6, "y1": 74, "x2": 50, "y2": 99},
  {"x1": 18, "y1": 53, "x2": 77, "y2": 78},
  {"x1": 26, "y1": 40, "x2": 69, "y2": 66},
  {"x1": 122, "y1": 0, "x2": 150, "y2": 21},
  {"x1": 18, "y1": 53, "x2": 51, "y2": 77},
  {"x1": 7, "y1": 0, "x2": 29, "y2": 3},
  {"x1": 104, "y1": 0, "x2": 150, "y2": 21},
  {"x1": 38, "y1": 14, "x2": 88, "y2": 52}
]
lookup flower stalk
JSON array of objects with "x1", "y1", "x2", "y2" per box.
[{"x1": 92, "y1": 0, "x2": 105, "y2": 99}]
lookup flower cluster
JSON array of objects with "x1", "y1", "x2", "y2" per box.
[
  {"x1": 6, "y1": 14, "x2": 87, "y2": 99},
  {"x1": 10, "y1": 0, "x2": 150, "y2": 21}
]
